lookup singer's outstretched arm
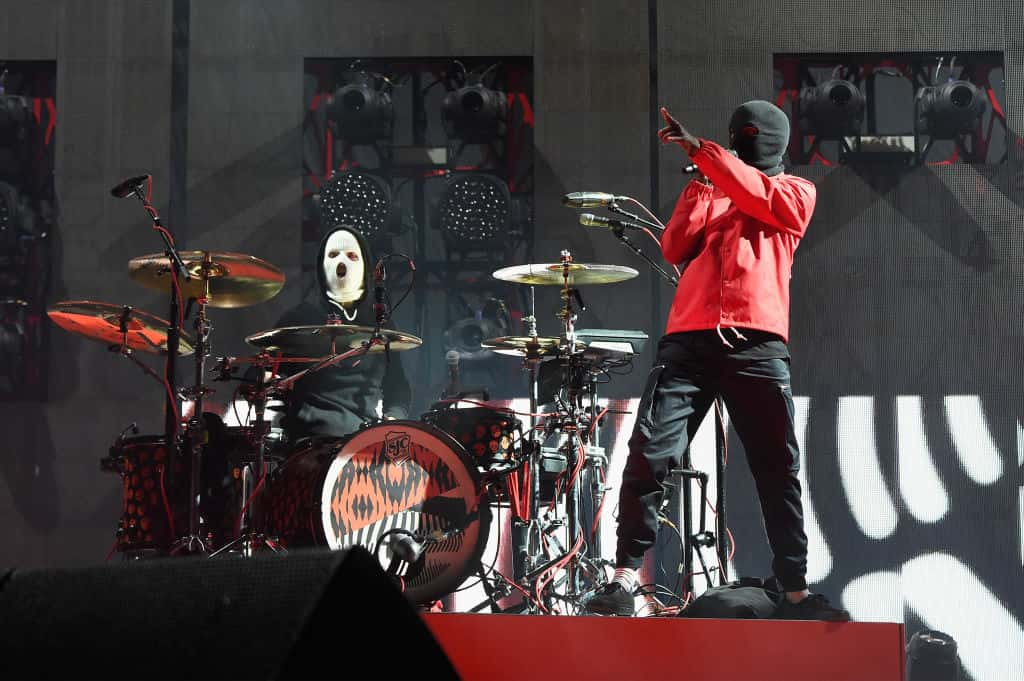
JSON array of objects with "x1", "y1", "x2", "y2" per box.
[{"x1": 689, "y1": 140, "x2": 815, "y2": 237}]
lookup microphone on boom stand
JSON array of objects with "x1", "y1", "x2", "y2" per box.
[
  {"x1": 561, "y1": 192, "x2": 630, "y2": 208},
  {"x1": 444, "y1": 350, "x2": 461, "y2": 398},
  {"x1": 578, "y1": 213, "x2": 646, "y2": 231},
  {"x1": 373, "y1": 258, "x2": 388, "y2": 329},
  {"x1": 109, "y1": 174, "x2": 151, "y2": 199},
  {"x1": 372, "y1": 258, "x2": 392, "y2": 363}
]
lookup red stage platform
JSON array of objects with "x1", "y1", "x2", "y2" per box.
[{"x1": 423, "y1": 613, "x2": 905, "y2": 681}]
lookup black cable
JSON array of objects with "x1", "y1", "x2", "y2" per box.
[
  {"x1": 451, "y1": 505, "x2": 502, "y2": 594},
  {"x1": 635, "y1": 583, "x2": 686, "y2": 607},
  {"x1": 231, "y1": 384, "x2": 244, "y2": 426},
  {"x1": 660, "y1": 516, "x2": 689, "y2": 599},
  {"x1": 380, "y1": 253, "x2": 416, "y2": 315}
]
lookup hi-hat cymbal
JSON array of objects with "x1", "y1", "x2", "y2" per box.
[
  {"x1": 492, "y1": 263, "x2": 639, "y2": 286},
  {"x1": 482, "y1": 336, "x2": 584, "y2": 358},
  {"x1": 246, "y1": 324, "x2": 422, "y2": 356},
  {"x1": 48, "y1": 300, "x2": 194, "y2": 355},
  {"x1": 128, "y1": 251, "x2": 285, "y2": 308}
]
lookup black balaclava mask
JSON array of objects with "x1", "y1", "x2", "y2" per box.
[{"x1": 728, "y1": 100, "x2": 790, "y2": 176}]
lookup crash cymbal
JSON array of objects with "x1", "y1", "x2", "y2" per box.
[
  {"x1": 48, "y1": 300, "x2": 194, "y2": 355},
  {"x1": 492, "y1": 262, "x2": 639, "y2": 286},
  {"x1": 245, "y1": 324, "x2": 422, "y2": 356},
  {"x1": 128, "y1": 251, "x2": 285, "y2": 308},
  {"x1": 482, "y1": 336, "x2": 584, "y2": 357}
]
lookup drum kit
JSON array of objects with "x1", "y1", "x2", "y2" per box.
[{"x1": 50, "y1": 188, "x2": 647, "y2": 610}]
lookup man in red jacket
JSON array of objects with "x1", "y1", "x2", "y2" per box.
[{"x1": 586, "y1": 101, "x2": 849, "y2": 621}]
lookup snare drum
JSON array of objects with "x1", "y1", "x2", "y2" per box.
[{"x1": 261, "y1": 420, "x2": 490, "y2": 604}]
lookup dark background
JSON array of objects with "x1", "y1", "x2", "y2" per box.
[{"x1": 0, "y1": 2, "x2": 1020, "y2": 678}]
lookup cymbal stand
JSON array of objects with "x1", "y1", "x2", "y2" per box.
[
  {"x1": 583, "y1": 366, "x2": 608, "y2": 562},
  {"x1": 209, "y1": 353, "x2": 285, "y2": 557},
  {"x1": 110, "y1": 305, "x2": 175, "y2": 388},
  {"x1": 171, "y1": 254, "x2": 213, "y2": 555},
  {"x1": 516, "y1": 250, "x2": 599, "y2": 610},
  {"x1": 512, "y1": 286, "x2": 542, "y2": 581},
  {"x1": 556, "y1": 250, "x2": 584, "y2": 601}
]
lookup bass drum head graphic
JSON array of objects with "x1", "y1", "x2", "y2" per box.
[{"x1": 319, "y1": 421, "x2": 490, "y2": 604}]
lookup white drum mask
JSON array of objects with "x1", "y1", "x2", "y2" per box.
[{"x1": 322, "y1": 230, "x2": 365, "y2": 305}]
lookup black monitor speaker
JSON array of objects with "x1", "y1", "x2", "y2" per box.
[{"x1": 0, "y1": 547, "x2": 457, "y2": 680}]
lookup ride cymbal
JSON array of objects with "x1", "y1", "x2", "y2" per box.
[
  {"x1": 128, "y1": 251, "x2": 285, "y2": 308},
  {"x1": 48, "y1": 300, "x2": 194, "y2": 355},
  {"x1": 492, "y1": 262, "x2": 638, "y2": 286},
  {"x1": 245, "y1": 323, "x2": 422, "y2": 356}
]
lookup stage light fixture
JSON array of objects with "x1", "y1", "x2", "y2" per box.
[
  {"x1": 906, "y1": 630, "x2": 962, "y2": 680},
  {"x1": 318, "y1": 171, "x2": 396, "y2": 242},
  {"x1": 442, "y1": 84, "x2": 507, "y2": 143},
  {"x1": 0, "y1": 182, "x2": 33, "y2": 393},
  {"x1": 444, "y1": 297, "x2": 511, "y2": 359},
  {"x1": 325, "y1": 72, "x2": 394, "y2": 144},
  {"x1": 436, "y1": 173, "x2": 511, "y2": 250},
  {"x1": 0, "y1": 182, "x2": 29, "y2": 294},
  {"x1": 0, "y1": 93, "x2": 31, "y2": 130},
  {"x1": 445, "y1": 315, "x2": 505, "y2": 358},
  {"x1": 0, "y1": 94, "x2": 32, "y2": 181},
  {"x1": 915, "y1": 80, "x2": 987, "y2": 139},
  {"x1": 798, "y1": 79, "x2": 865, "y2": 138}
]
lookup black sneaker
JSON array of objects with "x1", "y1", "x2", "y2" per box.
[
  {"x1": 775, "y1": 593, "x2": 851, "y2": 622},
  {"x1": 584, "y1": 582, "x2": 635, "y2": 616}
]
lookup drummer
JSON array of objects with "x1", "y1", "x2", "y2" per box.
[{"x1": 271, "y1": 225, "x2": 411, "y2": 440}]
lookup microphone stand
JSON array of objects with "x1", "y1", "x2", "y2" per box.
[
  {"x1": 125, "y1": 181, "x2": 190, "y2": 444},
  {"x1": 124, "y1": 180, "x2": 195, "y2": 551},
  {"x1": 606, "y1": 201, "x2": 730, "y2": 591},
  {"x1": 372, "y1": 257, "x2": 393, "y2": 364},
  {"x1": 610, "y1": 225, "x2": 678, "y2": 286},
  {"x1": 599, "y1": 200, "x2": 676, "y2": 285},
  {"x1": 606, "y1": 201, "x2": 664, "y2": 232}
]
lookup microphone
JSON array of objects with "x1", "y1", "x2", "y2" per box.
[
  {"x1": 562, "y1": 192, "x2": 629, "y2": 208},
  {"x1": 110, "y1": 174, "x2": 151, "y2": 198},
  {"x1": 445, "y1": 350, "x2": 460, "y2": 398},
  {"x1": 579, "y1": 213, "x2": 645, "y2": 231},
  {"x1": 682, "y1": 149, "x2": 738, "y2": 173},
  {"x1": 373, "y1": 258, "x2": 387, "y2": 327},
  {"x1": 386, "y1": 532, "x2": 425, "y2": 564}
]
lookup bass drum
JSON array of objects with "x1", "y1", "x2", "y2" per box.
[{"x1": 261, "y1": 421, "x2": 490, "y2": 604}]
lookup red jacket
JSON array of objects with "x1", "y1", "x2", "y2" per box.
[{"x1": 660, "y1": 140, "x2": 815, "y2": 342}]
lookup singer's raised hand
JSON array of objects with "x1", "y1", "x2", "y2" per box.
[{"x1": 658, "y1": 106, "x2": 701, "y2": 154}]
